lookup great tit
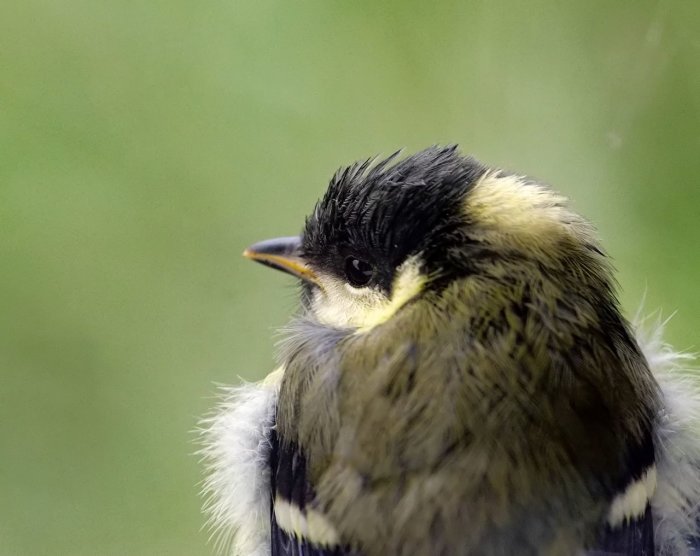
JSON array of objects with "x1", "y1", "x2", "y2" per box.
[{"x1": 201, "y1": 146, "x2": 700, "y2": 556}]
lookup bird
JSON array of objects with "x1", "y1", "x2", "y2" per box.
[{"x1": 200, "y1": 146, "x2": 700, "y2": 556}]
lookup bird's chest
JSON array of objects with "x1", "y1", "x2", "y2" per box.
[
  {"x1": 272, "y1": 320, "x2": 654, "y2": 555},
  {"x1": 276, "y1": 328, "x2": 471, "y2": 477}
]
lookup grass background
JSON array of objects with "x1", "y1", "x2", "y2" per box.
[{"x1": 1, "y1": 1, "x2": 699, "y2": 554}]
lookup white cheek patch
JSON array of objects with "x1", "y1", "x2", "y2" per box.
[
  {"x1": 344, "y1": 282, "x2": 370, "y2": 296},
  {"x1": 311, "y1": 255, "x2": 426, "y2": 331},
  {"x1": 311, "y1": 278, "x2": 385, "y2": 330}
]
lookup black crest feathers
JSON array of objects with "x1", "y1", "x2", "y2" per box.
[{"x1": 301, "y1": 146, "x2": 485, "y2": 290}]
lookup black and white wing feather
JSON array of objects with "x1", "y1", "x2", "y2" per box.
[{"x1": 269, "y1": 427, "x2": 350, "y2": 556}]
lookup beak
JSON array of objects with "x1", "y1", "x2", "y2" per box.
[{"x1": 243, "y1": 236, "x2": 319, "y2": 286}]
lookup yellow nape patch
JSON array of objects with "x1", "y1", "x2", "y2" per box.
[
  {"x1": 466, "y1": 171, "x2": 597, "y2": 254},
  {"x1": 607, "y1": 465, "x2": 657, "y2": 527},
  {"x1": 470, "y1": 171, "x2": 579, "y2": 228},
  {"x1": 274, "y1": 498, "x2": 340, "y2": 547},
  {"x1": 312, "y1": 256, "x2": 426, "y2": 332}
]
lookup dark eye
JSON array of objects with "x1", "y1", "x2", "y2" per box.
[{"x1": 344, "y1": 256, "x2": 374, "y2": 287}]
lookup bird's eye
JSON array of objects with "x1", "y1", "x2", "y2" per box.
[{"x1": 344, "y1": 256, "x2": 374, "y2": 287}]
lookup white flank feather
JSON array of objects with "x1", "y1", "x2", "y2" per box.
[
  {"x1": 635, "y1": 313, "x2": 700, "y2": 556},
  {"x1": 199, "y1": 372, "x2": 281, "y2": 556}
]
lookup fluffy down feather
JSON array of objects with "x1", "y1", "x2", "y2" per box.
[
  {"x1": 637, "y1": 314, "x2": 700, "y2": 556},
  {"x1": 200, "y1": 374, "x2": 280, "y2": 556}
]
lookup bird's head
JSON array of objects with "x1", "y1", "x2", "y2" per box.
[{"x1": 245, "y1": 146, "x2": 606, "y2": 332}]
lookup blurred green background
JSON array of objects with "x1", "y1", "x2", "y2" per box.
[{"x1": 1, "y1": 1, "x2": 698, "y2": 554}]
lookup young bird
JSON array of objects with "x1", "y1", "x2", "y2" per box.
[{"x1": 201, "y1": 147, "x2": 700, "y2": 556}]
